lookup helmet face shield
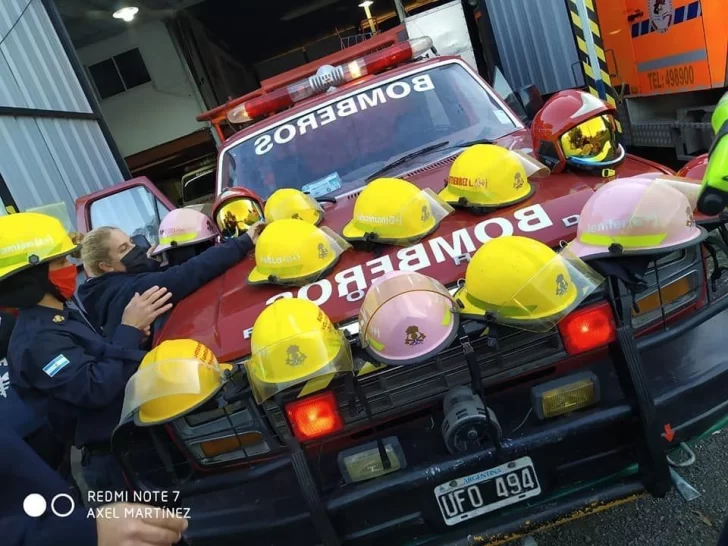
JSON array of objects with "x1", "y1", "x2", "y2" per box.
[
  {"x1": 246, "y1": 330, "x2": 353, "y2": 404},
  {"x1": 453, "y1": 235, "x2": 604, "y2": 331},
  {"x1": 561, "y1": 115, "x2": 618, "y2": 163},
  {"x1": 343, "y1": 185, "x2": 454, "y2": 246},
  {"x1": 120, "y1": 358, "x2": 227, "y2": 426},
  {"x1": 216, "y1": 198, "x2": 264, "y2": 238},
  {"x1": 248, "y1": 221, "x2": 351, "y2": 286},
  {"x1": 359, "y1": 271, "x2": 459, "y2": 365},
  {"x1": 487, "y1": 247, "x2": 604, "y2": 332},
  {"x1": 568, "y1": 176, "x2": 706, "y2": 260}
]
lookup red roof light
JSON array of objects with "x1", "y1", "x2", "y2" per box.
[{"x1": 227, "y1": 37, "x2": 433, "y2": 124}]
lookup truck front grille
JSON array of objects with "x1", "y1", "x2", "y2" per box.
[{"x1": 264, "y1": 326, "x2": 564, "y2": 433}]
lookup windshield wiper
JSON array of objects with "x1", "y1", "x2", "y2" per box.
[
  {"x1": 449, "y1": 137, "x2": 494, "y2": 149},
  {"x1": 365, "y1": 141, "x2": 450, "y2": 182}
]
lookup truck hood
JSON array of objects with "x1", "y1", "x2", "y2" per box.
[{"x1": 158, "y1": 148, "x2": 666, "y2": 362}]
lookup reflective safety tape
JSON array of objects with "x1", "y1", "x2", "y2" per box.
[
  {"x1": 578, "y1": 232, "x2": 667, "y2": 248},
  {"x1": 159, "y1": 231, "x2": 201, "y2": 245},
  {"x1": 441, "y1": 309, "x2": 452, "y2": 326},
  {"x1": 566, "y1": 0, "x2": 623, "y2": 133},
  {"x1": 297, "y1": 373, "x2": 336, "y2": 398},
  {"x1": 637, "y1": 49, "x2": 708, "y2": 73}
]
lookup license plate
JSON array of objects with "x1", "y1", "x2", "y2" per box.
[{"x1": 434, "y1": 456, "x2": 541, "y2": 526}]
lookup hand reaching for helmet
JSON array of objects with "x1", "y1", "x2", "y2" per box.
[
  {"x1": 121, "y1": 286, "x2": 173, "y2": 332},
  {"x1": 246, "y1": 222, "x2": 266, "y2": 245}
]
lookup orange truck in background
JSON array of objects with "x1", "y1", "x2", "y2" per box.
[{"x1": 592, "y1": 0, "x2": 727, "y2": 159}]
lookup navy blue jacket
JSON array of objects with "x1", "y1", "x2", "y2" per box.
[
  {"x1": 78, "y1": 235, "x2": 254, "y2": 337},
  {"x1": 8, "y1": 306, "x2": 145, "y2": 447},
  {"x1": 0, "y1": 426, "x2": 96, "y2": 546},
  {"x1": 2, "y1": 311, "x2": 47, "y2": 437}
]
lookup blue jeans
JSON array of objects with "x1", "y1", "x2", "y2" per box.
[{"x1": 80, "y1": 451, "x2": 128, "y2": 506}]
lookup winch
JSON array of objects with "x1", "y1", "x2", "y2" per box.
[{"x1": 441, "y1": 386, "x2": 501, "y2": 454}]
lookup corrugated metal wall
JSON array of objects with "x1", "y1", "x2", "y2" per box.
[
  {"x1": 0, "y1": 0, "x2": 123, "y2": 221},
  {"x1": 484, "y1": 0, "x2": 584, "y2": 94}
]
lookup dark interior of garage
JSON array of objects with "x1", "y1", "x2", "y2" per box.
[{"x1": 56, "y1": 0, "x2": 464, "y2": 203}]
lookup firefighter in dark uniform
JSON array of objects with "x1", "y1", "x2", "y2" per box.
[
  {"x1": 0, "y1": 212, "x2": 172, "y2": 493},
  {"x1": 1, "y1": 308, "x2": 66, "y2": 471},
  {"x1": 0, "y1": 426, "x2": 188, "y2": 546},
  {"x1": 78, "y1": 219, "x2": 264, "y2": 338}
]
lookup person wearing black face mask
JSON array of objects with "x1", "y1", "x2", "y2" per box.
[
  {"x1": 78, "y1": 221, "x2": 264, "y2": 340},
  {"x1": 0, "y1": 213, "x2": 174, "y2": 494}
]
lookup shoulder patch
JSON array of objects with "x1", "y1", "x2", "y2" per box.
[{"x1": 43, "y1": 355, "x2": 70, "y2": 378}]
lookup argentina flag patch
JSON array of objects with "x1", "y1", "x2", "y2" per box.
[{"x1": 43, "y1": 355, "x2": 70, "y2": 378}]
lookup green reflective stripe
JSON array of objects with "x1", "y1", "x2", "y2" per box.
[
  {"x1": 0, "y1": 253, "x2": 31, "y2": 268},
  {"x1": 159, "y1": 232, "x2": 199, "y2": 245},
  {"x1": 441, "y1": 309, "x2": 452, "y2": 326},
  {"x1": 368, "y1": 337, "x2": 385, "y2": 351},
  {"x1": 0, "y1": 240, "x2": 64, "y2": 269},
  {"x1": 579, "y1": 232, "x2": 667, "y2": 247}
]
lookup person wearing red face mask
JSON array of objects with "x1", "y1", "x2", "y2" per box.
[{"x1": 0, "y1": 213, "x2": 172, "y2": 494}]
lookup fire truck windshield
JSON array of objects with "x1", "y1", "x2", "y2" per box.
[{"x1": 220, "y1": 63, "x2": 521, "y2": 200}]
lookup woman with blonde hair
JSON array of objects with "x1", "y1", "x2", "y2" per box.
[{"x1": 78, "y1": 219, "x2": 263, "y2": 338}]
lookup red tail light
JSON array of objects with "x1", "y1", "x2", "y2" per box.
[
  {"x1": 228, "y1": 37, "x2": 433, "y2": 124},
  {"x1": 286, "y1": 391, "x2": 344, "y2": 441},
  {"x1": 558, "y1": 303, "x2": 617, "y2": 355}
]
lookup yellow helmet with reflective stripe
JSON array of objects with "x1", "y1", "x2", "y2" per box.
[
  {"x1": 246, "y1": 298, "x2": 353, "y2": 404},
  {"x1": 453, "y1": 236, "x2": 602, "y2": 331},
  {"x1": 247, "y1": 219, "x2": 351, "y2": 286},
  {"x1": 0, "y1": 212, "x2": 78, "y2": 282},
  {"x1": 439, "y1": 144, "x2": 548, "y2": 210},
  {"x1": 342, "y1": 178, "x2": 453, "y2": 245},
  {"x1": 265, "y1": 188, "x2": 324, "y2": 225},
  {"x1": 121, "y1": 339, "x2": 233, "y2": 426}
]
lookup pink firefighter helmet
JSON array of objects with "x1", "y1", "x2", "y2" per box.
[
  {"x1": 358, "y1": 270, "x2": 459, "y2": 366},
  {"x1": 151, "y1": 208, "x2": 218, "y2": 256},
  {"x1": 568, "y1": 175, "x2": 706, "y2": 261}
]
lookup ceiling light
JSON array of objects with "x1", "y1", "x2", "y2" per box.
[
  {"x1": 358, "y1": 1, "x2": 374, "y2": 6},
  {"x1": 113, "y1": 6, "x2": 139, "y2": 22}
]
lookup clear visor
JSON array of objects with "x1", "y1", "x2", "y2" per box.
[
  {"x1": 649, "y1": 175, "x2": 700, "y2": 210},
  {"x1": 246, "y1": 330, "x2": 354, "y2": 404},
  {"x1": 487, "y1": 248, "x2": 604, "y2": 332},
  {"x1": 26, "y1": 202, "x2": 74, "y2": 233},
  {"x1": 255, "y1": 226, "x2": 351, "y2": 286},
  {"x1": 578, "y1": 178, "x2": 697, "y2": 251},
  {"x1": 217, "y1": 199, "x2": 264, "y2": 237},
  {"x1": 359, "y1": 272, "x2": 454, "y2": 340},
  {"x1": 266, "y1": 193, "x2": 323, "y2": 223},
  {"x1": 510, "y1": 150, "x2": 550, "y2": 178},
  {"x1": 561, "y1": 115, "x2": 618, "y2": 163},
  {"x1": 119, "y1": 358, "x2": 226, "y2": 425}
]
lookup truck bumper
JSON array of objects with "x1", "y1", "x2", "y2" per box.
[{"x1": 181, "y1": 306, "x2": 728, "y2": 546}]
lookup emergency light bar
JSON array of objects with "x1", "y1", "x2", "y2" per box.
[{"x1": 227, "y1": 36, "x2": 434, "y2": 124}]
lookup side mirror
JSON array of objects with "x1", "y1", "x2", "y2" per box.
[{"x1": 515, "y1": 85, "x2": 544, "y2": 123}]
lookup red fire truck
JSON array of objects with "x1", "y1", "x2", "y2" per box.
[{"x1": 75, "y1": 29, "x2": 728, "y2": 546}]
